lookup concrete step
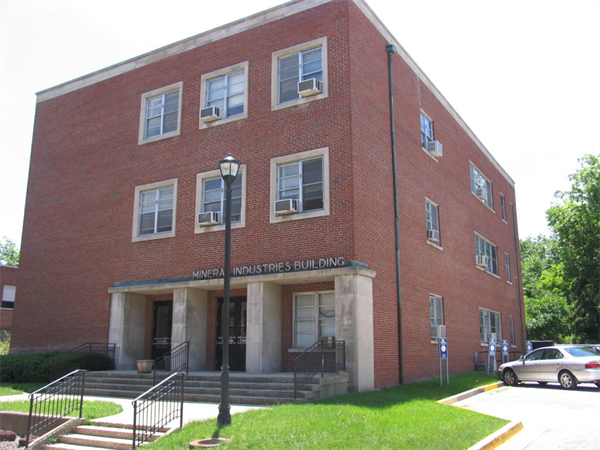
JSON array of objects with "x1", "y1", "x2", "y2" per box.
[{"x1": 56, "y1": 433, "x2": 133, "y2": 450}]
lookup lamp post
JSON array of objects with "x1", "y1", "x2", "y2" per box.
[{"x1": 217, "y1": 154, "x2": 241, "y2": 426}]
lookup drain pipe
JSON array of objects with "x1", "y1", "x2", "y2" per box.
[
  {"x1": 510, "y1": 203, "x2": 526, "y2": 351},
  {"x1": 387, "y1": 44, "x2": 403, "y2": 385}
]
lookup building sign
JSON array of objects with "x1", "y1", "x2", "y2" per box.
[{"x1": 193, "y1": 256, "x2": 346, "y2": 281}]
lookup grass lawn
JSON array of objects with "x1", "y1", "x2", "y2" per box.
[
  {"x1": 0, "y1": 383, "x2": 46, "y2": 396},
  {"x1": 145, "y1": 372, "x2": 507, "y2": 450},
  {"x1": 0, "y1": 400, "x2": 123, "y2": 421}
]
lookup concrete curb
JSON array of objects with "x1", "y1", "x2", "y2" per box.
[{"x1": 438, "y1": 382, "x2": 525, "y2": 450}]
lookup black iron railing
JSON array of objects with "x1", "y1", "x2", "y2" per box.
[
  {"x1": 25, "y1": 369, "x2": 87, "y2": 448},
  {"x1": 153, "y1": 341, "x2": 189, "y2": 385},
  {"x1": 293, "y1": 337, "x2": 345, "y2": 399},
  {"x1": 50, "y1": 343, "x2": 116, "y2": 380},
  {"x1": 132, "y1": 372, "x2": 185, "y2": 449}
]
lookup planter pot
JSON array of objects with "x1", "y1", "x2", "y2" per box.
[{"x1": 137, "y1": 360, "x2": 153, "y2": 374}]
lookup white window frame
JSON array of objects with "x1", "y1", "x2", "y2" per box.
[
  {"x1": 509, "y1": 315, "x2": 516, "y2": 347},
  {"x1": 199, "y1": 62, "x2": 249, "y2": 129},
  {"x1": 475, "y1": 232, "x2": 499, "y2": 276},
  {"x1": 420, "y1": 111, "x2": 434, "y2": 149},
  {"x1": 138, "y1": 82, "x2": 183, "y2": 145},
  {"x1": 293, "y1": 291, "x2": 335, "y2": 348},
  {"x1": 505, "y1": 252, "x2": 512, "y2": 283},
  {"x1": 425, "y1": 198, "x2": 441, "y2": 246},
  {"x1": 195, "y1": 165, "x2": 247, "y2": 234},
  {"x1": 500, "y1": 193, "x2": 507, "y2": 222},
  {"x1": 132, "y1": 179, "x2": 178, "y2": 242},
  {"x1": 429, "y1": 294, "x2": 444, "y2": 340},
  {"x1": 470, "y1": 162, "x2": 494, "y2": 209},
  {"x1": 271, "y1": 37, "x2": 328, "y2": 111},
  {"x1": 1, "y1": 285, "x2": 16, "y2": 309},
  {"x1": 480, "y1": 307, "x2": 502, "y2": 345},
  {"x1": 270, "y1": 147, "x2": 330, "y2": 223}
]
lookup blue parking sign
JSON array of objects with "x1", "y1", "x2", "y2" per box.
[
  {"x1": 489, "y1": 338, "x2": 497, "y2": 356},
  {"x1": 501, "y1": 339, "x2": 509, "y2": 356},
  {"x1": 526, "y1": 340, "x2": 533, "y2": 353},
  {"x1": 439, "y1": 338, "x2": 448, "y2": 360}
]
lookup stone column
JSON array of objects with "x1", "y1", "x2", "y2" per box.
[
  {"x1": 246, "y1": 281, "x2": 282, "y2": 373},
  {"x1": 335, "y1": 274, "x2": 374, "y2": 392},
  {"x1": 108, "y1": 292, "x2": 147, "y2": 370},
  {"x1": 172, "y1": 288, "x2": 208, "y2": 371}
]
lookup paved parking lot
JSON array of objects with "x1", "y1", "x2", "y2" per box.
[{"x1": 455, "y1": 382, "x2": 599, "y2": 449}]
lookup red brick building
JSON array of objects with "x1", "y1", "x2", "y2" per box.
[
  {"x1": 12, "y1": 0, "x2": 525, "y2": 390},
  {"x1": 0, "y1": 265, "x2": 18, "y2": 342}
]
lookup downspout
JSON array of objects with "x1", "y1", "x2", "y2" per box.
[
  {"x1": 387, "y1": 44, "x2": 403, "y2": 385},
  {"x1": 510, "y1": 203, "x2": 526, "y2": 351}
]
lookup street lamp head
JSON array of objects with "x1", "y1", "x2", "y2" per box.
[{"x1": 219, "y1": 155, "x2": 241, "y2": 185}]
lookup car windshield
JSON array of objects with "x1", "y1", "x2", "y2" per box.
[{"x1": 564, "y1": 347, "x2": 600, "y2": 357}]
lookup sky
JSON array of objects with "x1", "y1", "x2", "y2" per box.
[{"x1": 1, "y1": 0, "x2": 599, "y2": 248}]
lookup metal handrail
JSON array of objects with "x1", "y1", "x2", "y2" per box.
[
  {"x1": 293, "y1": 337, "x2": 345, "y2": 399},
  {"x1": 25, "y1": 369, "x2": 87, "y2": 447},
  {"x1": 132, "y1": 372, "x2": 185, "y2": 449},
  {"x1": 153, "y1": 341, "x2": 189, "y2": 385},
  {"x1": 49, "y1": 343, "x2": 116, "y2": 380}
]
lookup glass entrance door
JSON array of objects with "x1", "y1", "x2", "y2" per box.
[
  {"x1": 152, "y1": 300, "x2": 173, "y2": 360},
  {"x1": 216, "y1": 296, "x2": 247, "y2": 371}
]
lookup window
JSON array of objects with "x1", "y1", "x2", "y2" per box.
[
  {"x1": 200, "y1": 62, "x2": 249, "y2": 128},
  {"x1": 132, "y1": 179, "x2": 178, "y2": 242},
  {"x1": 470, "y1": 163, "x2": 493, "y2": 208},
  {"x1": 271, "y1": 37, "x2": 328, "y2": 110},
  {"x1": 475, "y1": 233, "x2": 498, "y2": 275},
  {"x1": 195, "y1": 166, "x2": 247, "y2": 233},
  {"x1": 270, "y1": 147, "x2": 330, "y2": 223},
  {"x1": 293, "y1": 291, "x2": 335, "y2": 347},
  {"x1": 480, "y1": 308, "x2": 501, "y2": 344},
  {"x1": 420, "y1": 112, "x2": 434, "y2": 149},
  {"x1": 509, "y1": 315, "x2": 515, "y2": 346},
  {"x1": 1, "y1": 285, "x2": 16, "y2": 309},
  {"x1": 500, "y1": 194, "x2": 507, "y2": 221},
  {"x1": 138, "y1": 83, "x2": 183, "y2": 144},
  {"x1": 430, "y1": 295, "x2": 444, "y2": 339},
  {"x1": 425, "y1": 199, "x2": 441, "y2": 245},
  {"x1": 505, "y1": 253, "x2": 512, "y2": 283}
]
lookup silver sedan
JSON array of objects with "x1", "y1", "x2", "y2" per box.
[{"x1": 498, "y1": 345, "x2": 600, "y2": 389}]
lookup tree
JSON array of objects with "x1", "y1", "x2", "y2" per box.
[
  {"x1": 547, "y1": 154, "x2": 600, "y2": 343},
  {"x1": 0, "y1": 237, "x2": 19, "y2": 266}
]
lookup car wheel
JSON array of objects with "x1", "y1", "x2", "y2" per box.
[
  {"x1": 559, "y1": 370, "x2": 578, "y2": 390},
  {"x1": 503, "y1": 369, "x2": 518, "y2": 386},
  {"x1": 538, "y1": 381, "x2": 548, "y2": 386}
]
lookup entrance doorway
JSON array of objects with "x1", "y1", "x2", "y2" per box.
[
  {"x1": 216, "y1": 296, "x2": 247, "y2": 371},
  {"x1": 152, "y1": 300, "x2": 173, "y2": 360}
]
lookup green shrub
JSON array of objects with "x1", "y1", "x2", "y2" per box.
[{"x1": 0, "y1": 351, "x2": 114, "y2": 383}]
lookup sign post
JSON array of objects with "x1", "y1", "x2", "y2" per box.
[
  {"x1": 439, "y1": 338, "x2": 449, "y2": 386},
  {"x1": 501, "y1": 339, "x2": 510, "y2": 364},
  {"x1": 487, "y1": 338, "x2": 497, "y2": 375}
]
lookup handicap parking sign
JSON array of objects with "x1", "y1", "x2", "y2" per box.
[
  {"x1": 502, "y1": 339, "x2": 509, "y2": 356},
  {"x1": 439, "y1": 338, "x2": 448, "y2": 360},
  {"x1": 526, "y1": 340, "x2": 533, "y2": 353},
  {"x1": 489, "y1": 338, "x2": 496, "y2": 356}
]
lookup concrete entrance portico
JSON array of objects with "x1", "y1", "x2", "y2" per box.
[{"x1": 108, "y1": 264, "x2": 376, "y2": 392}]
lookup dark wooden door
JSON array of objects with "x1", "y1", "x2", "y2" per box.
[
  {"x1": 152, "y1": 300, "x2": 173, "y2": 360},
  {"x1": 216, "y1": 296, "x2": 247, "y2": 371}
]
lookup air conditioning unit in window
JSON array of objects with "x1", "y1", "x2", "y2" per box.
[
  {"x1": 200, "y1": 106, "x2": 221, "y2": 122},
  {"x1": 274, "y1": 199, "x2": 299, "y2": 215},
  {"x1": 298, "y1": 78, "x2": 323, "y2": 97},
  {"x1": 198, "y1": 212, "x2": 220, "y2": 226},
  {"x1": 437, "y1": 325, "x2": 446, "y2": 339},
  {"x1": 427, "y1": 229, "x2": 440, "y2": 243},
  {"x1": 476, "y1": 255, "x2": 489, "y2": 267},
  {"x1": 475, "y1": 187, "x2": 487, "y2": 200},
  {"x1": 427, "y1": 140, "x2": 443, "y2": 157}
]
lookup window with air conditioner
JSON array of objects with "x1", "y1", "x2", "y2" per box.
[
  {"x1": 293, "y1": 291, "x2": 335, "y2": 348},
  {"x1": 272, "y1": 37, "x2": 328, "y2": 110},
  {"x1": 270, "y1": 147, "x2": 330, "y2": 223},
  {"x1": 200, "y1": 62, "x2": 248, "y2": 128},
  {"x1": 138, "y1": 83, "x2": 183, "y2": 145},
  {"x1": 480, "y1": 308, "x2": 501, "y2": 345},
  {"x1": 195, "y1": 166, "x2": 246, "y2": 233},
  {"x1": 430, "y1": 295, "x2": 444, "y2": 339},
  {"x1": 132, "y1": 179, "x2": 178, "y2": 242},
  {"x1": 470, "y1": 162, "x2": 494, "y2": 208},
  {"x1": 475, "y1": 233, "x2": 498, "y2": 275},
  {"x1": 426, "y1": 199, "x2": 441, "y2": 245},
  {"x1": 420, "y1": 111, "x2": 443, "y2": 157}
]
